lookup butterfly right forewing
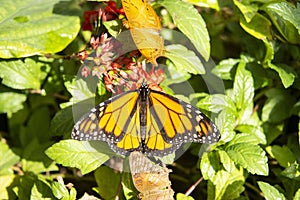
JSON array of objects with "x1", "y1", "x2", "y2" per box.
[{"x1": 148, "y1": 89, "x2": 220, "y2": 145}]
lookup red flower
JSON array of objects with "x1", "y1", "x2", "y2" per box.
[{"x1": 82, "y1": 10, "x2": 99, "y2": 31}]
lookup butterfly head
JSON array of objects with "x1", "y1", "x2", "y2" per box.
[{"x1": 139, "y1": 83, "x2": 149, "y2": 101}]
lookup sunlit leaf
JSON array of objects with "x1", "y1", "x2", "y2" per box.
[
  {"x1": 234, "y1": 0, "x2": 258, "y2": 22},
  {"x1": 211, "y1": 167, "x2": 245, "y2": 200},
  {"x1": 0, "y1": 0, "x2": 80, "y2": 58},
  {"x1": 176, "y1": 193, "x2": 195, "y2": 200},
  {"x1": 158, "y1": 0, "x2": 210, "y2": 61},
  {"x1": 258, "y1": 181, "x2": 286, "y2": 200},
  {"x1": 0, "y1": 59, "x2": 49, "y2": 89},
  {"x1": 0, "y1": 92, "x2": 26, "y2": 116},
  {"x1": 0, "y1": 142, "x2": 20, "y2": 175},
  {"x1": 240, "y1": 13, "x2": 272, "y2": 40},
  {"x1": 165, "y1": 44, "x2": 205, "y2": 74},
  {"x1": 226, "y1": 142, "x2": 268, "y2": 175},
  {"x1": 262, "y1": 2, "x2": 300, "y2": 44},
  {"x1": 45, "y1": 140, "x2": 112, "y2": 175},
  {"x1": 268, "y1": 63, "x2": 296, "y2": 88},
  {"x1": 212, "y1": 58, "x2": 240, "y2": 80}
]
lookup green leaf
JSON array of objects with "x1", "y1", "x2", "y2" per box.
[
  {"x1": 186, "y1": 0, "x2": 219, "y2": 11},
  {"x1": 21, "y1": 139, "x2": 58, "y2": 174},
  {"x1": 0, "y1": 0, "x2": 80, "y2": 58},
  {"x1": 0, "y1": 92, "x2": 27, "y2": 116},
  {"x1": 228, "y1": 133, "x2": 263, "y2": 147},
  {"x1": 273, "y1": 168, "x2": 300, "y2": 200},
  {"x1": 212, "y1": 58, "x2": 240, "y2": 80},
  {"x1": 94, "y1": 166, "x2": 121, "y2": 199},
  {"x1": 268, "y1": 63, "x2": 296, "y2": 88},
  {"x1": 0, "y1": 142, "x2": 20, "y2": 175},
  {"x1": 233, "y1": 60, "x2": 255, "y2": 123},
  {"x1": 265, "y1": 145, "x2": 296, "y2": 168},
  {"x1": 262, "y1": 39, "x2": 274, "y2": 64},
  {"x1": 215, "y1": 108, "x2": 236, "y2": 143},
  {"x1": 31, "y1": 175, "x2": 55, "y2": 200},
  {"x1": 159, "y1": 0, "x2": 210, "y2": 61},
  {"x1": 281, "y1": 163, "x2": 300, "y2": 180},
  {"x1": 122, "y1": 172, "x2": 139, "y2": 200},
  {"x1": 233, "y1": 60, "x2": 254, "y2": 111},
  {"x1": 262, "y1": 88, "x2": 296, "y2": 123},
  {"x1": 0, "y1": 58, "x2": 49, "y2": 89},
  {"x1": 294, "y1": 188, "x2": 300, "y2": 200},
  {"x1": 262, "y1": 122, "x2": 283, "y2": 145},
  {"x1": 51, "y1": 181, "x2": 69, "y2": 199},
  {"x1": 12, "y1": 173, "x2": 55, "y2": 200},
  {"x1": 218, "y1": 150, "x2": 235, "y2": 173},
  {"x1": 50, "y1": 106, "x2": 74, "y2": 137},
  {"x1": 103, "y1": 20, "x2": 122, "y2": 38},
  {"x1": 258, "y1": 181, "x2": 286, "y2": 200},
  {"x1": 226, "y1": 142, "x2": 268, "y2": 175},
  {"x1": 165, "y1": 44, "x2": 205, "y2": 74},
  {"x1": 200, "y1": 151, "x2": 222, "y2": 180},
  {"x1": 69, "y1": 187, "x2": 77, "y2": 200},
  {"x1": 163, "y1": 59, "x2": 191, "y2": 85},
  {"x1": 51, "y1": 179, "x2": 76, "y2": 200},
  {"x1": 197, "y1": 94, "x2": 237, "y2": 114},
  {"x1": 64, "y1": 77, "x2": 97, "y2": 104},
  {"x1": 240, "y1": 13, "x2": 272, "y2": 40},
  {"x1": 211, "y1": 167, "x2": 245, "y2": 200},
  {"x1": 0, "y1": 174, "x2": 15, "y2": 199},
  {"x1": 176, "y1": 193, "x2": 194, "y2": 200},
  {"x1": 235, "y1": 124, "x2": 267, "y2": 145},
  {"x1": 45, "y1": 140, "x2": 111, "y2": 175},
  {"x1": 262, "y1": 2, "x2": 300, "y2": 44},
  {"x1": 234, "y1": 0, "x2": 258, "y2": 22},
  {"x1": 25, "y1": 106, "x2": 51, "y2": 143},
  {"x1": 247, "y1": 62, "x2": 271, "y2": 89}
]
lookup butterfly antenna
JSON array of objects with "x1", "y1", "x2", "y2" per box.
[{"x1": 185, "y1": 177, "x2": 204, "y2": 196}]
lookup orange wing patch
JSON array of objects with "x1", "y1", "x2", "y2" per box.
[{"x1": 121, "y1": 0, "x2": 165, "y2": 66}]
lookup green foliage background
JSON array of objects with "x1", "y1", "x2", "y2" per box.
[{"x1": 0, "y1": 0, "x2": 299, "y2": 199}]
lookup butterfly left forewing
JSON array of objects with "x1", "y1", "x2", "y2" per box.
[{"x1": 72, "y1": 90, "x2": 143, "y2": 155}]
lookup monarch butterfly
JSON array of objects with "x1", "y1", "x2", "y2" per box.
[
  {"x1": 129, "y1": 151, "x2": 174, "y2": 200},
  {"x1": 71, "y1": 83, "x2": 220, "y2": 156},
  {"x1": 121, "y1": 0, "x2": 165, "y2": 66}
]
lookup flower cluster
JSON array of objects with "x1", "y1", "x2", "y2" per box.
[{"x1": 79, "y1": 1, "x2": 164, "y2": 94}]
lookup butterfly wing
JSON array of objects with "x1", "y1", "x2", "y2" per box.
[
  {"x1": 122, "y1": 0, "x2": 161, "y2": 29},
  {"x1": 129, "y1": 151, "x2": 174, "y2": 199},
  {"x1": 143, "y1": 89, "x2": 220, "y2": 155},
  {"x1": 121, "y1": 0, "x2": 164, "y2": 65},
  {"x1": 71, "y1": 90, "x2": 143, "y2": 155},
  {"x1": 72, "y1": 85, "x2": 220, "y2": 156}
]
